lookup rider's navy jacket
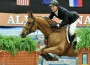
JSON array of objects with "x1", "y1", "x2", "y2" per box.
[{"x1": 49, "y1": 6, "x2": 79, "y2": 28}]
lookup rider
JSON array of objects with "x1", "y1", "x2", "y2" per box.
[{"x1": 49, "y1": 0, "x2": 79, "y2": 46}]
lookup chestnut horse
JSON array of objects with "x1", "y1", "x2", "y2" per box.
[{"x1": 20, "y1": 12, "x2": 77, "y2": 61}]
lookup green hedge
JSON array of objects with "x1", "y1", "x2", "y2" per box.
[
  {"x1": 75, "y1": 27, "x2": 90, "y2": 51},
  {"x1": 0, "y1": 35, "x2": 37, "y2": 56}
]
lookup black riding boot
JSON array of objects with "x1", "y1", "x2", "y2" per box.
[
  {"x1": 70, "y1": 34, "x2": 76, "y2": 44},
  {"x1": 73, "y1": 41, "x2": 77, "y2": 49},
  {"x1": 70, "y1": 34, "x2": 77, "y2": 49}
]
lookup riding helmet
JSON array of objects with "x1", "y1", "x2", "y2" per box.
[{"x1": 49, "y1": 0, "x2": 59, "y2": 6}]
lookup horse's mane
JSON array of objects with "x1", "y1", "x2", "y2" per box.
[
  {"x1": 36, "y1": 16, "x2": 66, "y2": 32},
  {"x1": 43, "y1": 17, "x2": 55, "y2": 23},
  {"x1": 36, "y1": 16, "x2": 57, "y2": 25},
  {"x1": 43, "y1": 17, "x2": 52, "y2": 21}
]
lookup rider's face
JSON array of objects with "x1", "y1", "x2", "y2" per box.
[{"x1": 50, "y1": 5, "x2": 58, "y2": 12}]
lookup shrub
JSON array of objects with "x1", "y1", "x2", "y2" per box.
[
  {"x1": 0, "y1": 35, "x2": 37, "y2": 56},
  {"x1": 75, "y1": 27, "x2": 90, "y2": 51}
]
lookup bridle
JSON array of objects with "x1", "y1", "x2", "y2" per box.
[{"x1": 23, "y1": 17, "x2": 37, "y2": 32}]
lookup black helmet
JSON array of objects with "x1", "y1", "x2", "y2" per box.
[{"x1": 49, "y1": 0, "x2": 59, "y2": 6}]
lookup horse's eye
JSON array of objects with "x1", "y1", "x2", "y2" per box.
[{"x1": 28, "y1": 22, "x2": 31, "y2": 24}]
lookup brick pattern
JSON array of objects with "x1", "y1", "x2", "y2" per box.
[
  {"x1": 0, "y1": 51, "x2": 39, "y2": 65},
  {"x1": 78, "y1": 49, "x2": 90, "y2": 65}
]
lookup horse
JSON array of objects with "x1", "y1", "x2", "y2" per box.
[{"x1": 20, "y1": 11, "x2": 77, "y2": 61}]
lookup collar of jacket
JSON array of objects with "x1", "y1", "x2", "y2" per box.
[{"x1": 55, "y1": 10, "x2": 58, "y2": 16}]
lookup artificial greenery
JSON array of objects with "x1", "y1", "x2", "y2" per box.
[
  {"x1": 74, "y1": 27, "x2": 90, "y2": 51},
  {"x1": 0, "y1": 35, "x2": 37, "y2": 56}
]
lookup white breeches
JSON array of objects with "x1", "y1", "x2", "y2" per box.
[{"x1": 69, "y1": 19, "x2": 78, "y2": 36}]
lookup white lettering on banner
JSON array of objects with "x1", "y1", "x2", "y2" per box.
[
  {"x1": 8, "y1": 15, "x2": 28, "y2": 25},
  {"x1": 24, "y1": 16, "x2": 28, "y2": 21},
  {"x1": 52, "y1": 16, "x2": 90, "y2": 25},
  {"x1": 84, "y1": 16, "x2": 90, "y2": 24},
  {"x1": 16, "y1": 16, "x2": 23, "y2": 24},
  {"x1": 77, "y1": 16, "x2": 83, "y2": 24},
  {"x1": 24, "y1": 16, "x2": 28, "y2": 24},
  {"x1": 7, "y1": 15, "x2": 90, "y2": 26},
  {"x1": 75, "y1": 16, "x2": 90, "y2": 25},
  {"x1": 8, "y1": 16, "x2": 15, "y2": 24}
]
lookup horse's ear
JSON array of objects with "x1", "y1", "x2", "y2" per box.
[
  {"x1": 29, "y1": 11, "x2": 32, "y2": 14},
  {"x1": 27, "y1": 11, "x2": 33, "y2": 18},
  {"x1": 27, "y1": 12, "x2": 30, "y2": 16}
]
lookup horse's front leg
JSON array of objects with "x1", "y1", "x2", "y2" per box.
[
  {"x1": 38, "y1": 39, "x2": 48, "y2": 54},
  {"x1": 42, "y1": 46, "x2": 64, "y2": 55},
  {"x1": 37, "y1": 46, "x2": 47, "y2": 55},
  {"x1": 40, "y1": 46, "x2": 63, "y2": 61},
  {"x1": 37, "y1": 46, "x2": 58, "y2": 61}
]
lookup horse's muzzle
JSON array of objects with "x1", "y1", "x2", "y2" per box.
[{"x1": 20, "y1": 33, "x2": 26, "y2": 38}]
